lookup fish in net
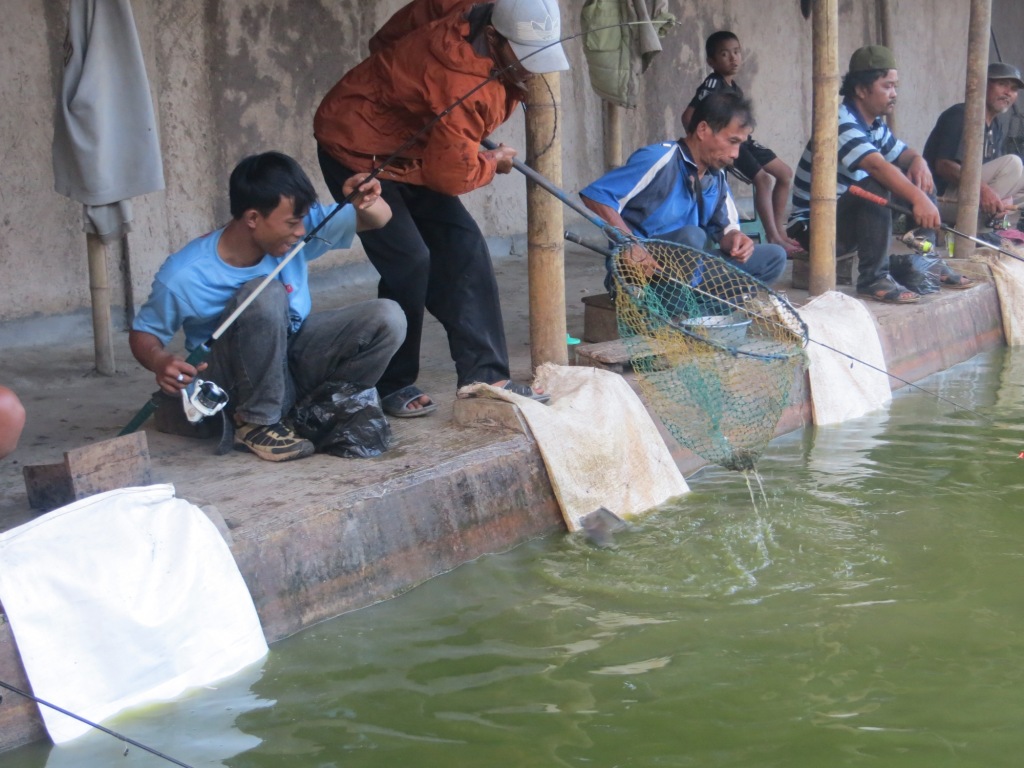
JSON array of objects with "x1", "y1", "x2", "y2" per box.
[{"x1": 610, "y1": 238, "x2": 808, "y2": 471}]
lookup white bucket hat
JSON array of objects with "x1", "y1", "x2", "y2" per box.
[{"x1": 492, "y1": 0, "x2": 569, "y2": 74}]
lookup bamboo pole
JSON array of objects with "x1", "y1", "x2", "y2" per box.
[
  {"x1": 86, "y1": 233, "x2": 116, "y2": 375},
  {"x1": 954, "y1": 0, "x2": 992, "y2": 254},
  {"x1": 604, "y1": 101, "x2": 623, "y2": 170},
  {"x1": 877, "y1": 0, "x2": 896, "y2": 133},
  {"x1": 525, "y1": 71, "x2": 568, "y2": 368},
  {"x1": 808, "y1": 0, "x2": 840, "y2": 296}
]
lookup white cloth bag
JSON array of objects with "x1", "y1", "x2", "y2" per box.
[{"x1": 0, "y1": 484, "x2": 267, "y2": 744}]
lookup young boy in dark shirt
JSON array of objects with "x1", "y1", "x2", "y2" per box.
[{"x1": 683, "y1": 30, "x2": 802, "y2": 254}]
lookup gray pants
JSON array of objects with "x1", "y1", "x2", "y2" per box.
[
  {"x1": 206, "y1": 279, "x2": 406, "y2": 426},
  {"x1": 938, "y1": 154, "x2": 1024, "y2": 223}
]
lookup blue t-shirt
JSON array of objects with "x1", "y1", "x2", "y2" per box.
[
  {"x1": 579, "y1": 141, "x2": 740, "y2": 243},
  {"x1": 791, "y1": 100, "x2": 907, "y2": 222},
  {"x1": 133, "y1": 202, "x2": 356, "y2": 351}
]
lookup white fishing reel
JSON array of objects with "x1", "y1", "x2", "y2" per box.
[{"x1": 180, "y1": 378, "x2": 229, "y2": 424}]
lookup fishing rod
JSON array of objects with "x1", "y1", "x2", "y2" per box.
[
  {"x1": 847, "y1": 185, "x2": 1024, "y2": 264},
  {"x1": 0, "y1": 680, "x2": 195, "y2": 768},
  {"x1": 119, "y1": 18, "x2": 671, "y2": 435}
]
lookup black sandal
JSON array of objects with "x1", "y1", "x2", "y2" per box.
[
  {"x1": 937, "y1": 262, "x2": 974, "y2": 289},
  {"x1": 857, "y1": 275, "x2": 920, "y2": 304}
]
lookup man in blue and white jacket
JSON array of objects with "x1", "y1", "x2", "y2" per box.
[
  {"x1": 580, "y1": 90, "x2": 786, "y2": 292},
  {"x1": 130, "y1": 152, "x2": 405, "y2": 462}
]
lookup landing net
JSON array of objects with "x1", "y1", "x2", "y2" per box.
[{"x1": 611, "y1": 239, "x2": 808, "y2": 471}]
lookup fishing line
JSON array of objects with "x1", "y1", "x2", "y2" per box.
[
  {"x1": 120, "y1": 17, "x2": 671, "y2": 434},
  {"x1": 0, "y1": 680, "x2": 195, "y2": 768}
]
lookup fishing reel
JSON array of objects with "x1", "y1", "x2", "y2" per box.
[{"x1": 181, "y1": 378, "x2": 229, "y2": 424}]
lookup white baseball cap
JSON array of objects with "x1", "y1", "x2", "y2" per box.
[{"x1": 492, "y1": 0, "x2": 569, "y2": 74}]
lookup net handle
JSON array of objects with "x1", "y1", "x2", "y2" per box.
[{"x1": 481, "y1": 139, "x2": 630, "y2": 246}]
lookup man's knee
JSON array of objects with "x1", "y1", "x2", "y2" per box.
[
  {"x1": 1005, "y1": 153, "x2": 1024, "y2": 180},
  {"x1": 369, "y1": 299, "x2": 408, "y2": 345},
  {"x1": 235, "y1": 278, "x2": 288, "y2": 321}
]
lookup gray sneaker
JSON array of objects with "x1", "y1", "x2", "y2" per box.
[{"x1": 234, "y1": 422, "x2": 314, "y2": 462}]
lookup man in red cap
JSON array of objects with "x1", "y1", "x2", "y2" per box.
[{"x1": 314, "y1": 0, "x2": 568, "y2": 418}]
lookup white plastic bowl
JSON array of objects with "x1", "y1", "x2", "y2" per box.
[{"x1": 680, "y1": 315, "x2": 752, "y2": 345}]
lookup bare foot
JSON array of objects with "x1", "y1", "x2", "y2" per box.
[{"x1": 403, "y1": 394, "x2": 433, "y2": 412}]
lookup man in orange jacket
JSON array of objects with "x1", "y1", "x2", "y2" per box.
[{"x1": 315, "y1": 0, "x2": 568, "y2": 418}]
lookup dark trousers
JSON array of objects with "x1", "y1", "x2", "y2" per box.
[
  {"x1": 206, "y1": 279, "x2": 406, "y2": 425},
  {"x1": 318, "y1": 147, "x2": 511, "y2": 395},
  {"x1": 789, "y1": 178, "x2": 894, "y2": 291}
]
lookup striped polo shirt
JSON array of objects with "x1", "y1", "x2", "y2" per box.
[{"x1": 790, "y1": 99, "x2": 907, "y2": 223}]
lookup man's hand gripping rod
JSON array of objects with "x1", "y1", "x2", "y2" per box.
[{"x1": 847, "y1": 184, "x2": 1024, "y2": 264}]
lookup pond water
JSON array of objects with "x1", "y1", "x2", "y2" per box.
[{"x1": 8, "y1": 348, "x2": 1024, "y2": 768}]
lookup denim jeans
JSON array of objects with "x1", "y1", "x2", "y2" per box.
[
  {"x1": 665, "y1": 225, "x2": 788, "y2": 285},
  {"x1": 205, "y1": 279, "x2": 406, "y2": 425}
]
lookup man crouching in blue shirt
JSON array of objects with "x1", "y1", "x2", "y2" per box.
[
  {"x1": 130, "y1": 152, "x2": 406, "y2": 462},
  {"x1": 580, "y1": 91, "x2": 786, "y2": 293}
]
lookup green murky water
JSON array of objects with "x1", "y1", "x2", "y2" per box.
[{"x1": 9, "y1": 349, "x2": 1024, "y2": 767}]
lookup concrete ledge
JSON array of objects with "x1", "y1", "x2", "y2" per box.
[{"x1": 235, "y1": 436, "x2": 562, "y2": 642}]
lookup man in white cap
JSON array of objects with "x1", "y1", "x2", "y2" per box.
[
  {"x1": 924, "y1": 62, "x2": 1024, "y2": 230},
  {"x1": 314, "y1": 0, "x2": 568, "y2": 418}
]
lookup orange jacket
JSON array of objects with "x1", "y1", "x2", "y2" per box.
[
  {"x1": 314, "y1": 1, "x2": 520, "y2": 196},
  {"x1": 368, "y1": 0, "x2": 474, "y2": 53}
]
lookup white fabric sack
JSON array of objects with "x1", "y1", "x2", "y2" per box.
[
  {"x1": 799, "y1": 291, "x2": 892, "y2": 425},
  {"x1": 985, "y1": 247, "x2": 1024, "y2": 346},
  {"x1": 0, "y1": 484, "x2": 267, "y2": 744},
  {"x1": 459, "y1": 364, "x2": 688, "y2": 531}
]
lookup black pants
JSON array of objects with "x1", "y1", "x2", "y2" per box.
[
  {"x1": 788, "y1": 177, "x2": 894, "y2": 292},
  {"x1": 318, "y1": 147, "x2": 510, "y2": 395}
]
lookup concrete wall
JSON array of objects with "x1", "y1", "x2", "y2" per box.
[{"x1": 0, "y1": 0, "x2": 1015, "y2": 340}]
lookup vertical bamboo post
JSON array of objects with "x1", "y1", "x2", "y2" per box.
[
  {"x1": 808, "y1": 0, "x2": 840, "y2": 296},
  {"x1": 877, "y1": 0, "x2": 896, "y2": 133},
  {"x1": 86, "y1": 233, "x2": 116, "y2": 375},
  {"x1": 525, "y1": 71, "x2": 568, "y2": 368},
  {"x1": 954, "y1": 0, "x2": 992, "y2": 254},
  {"x1": 604, "y1": 101, "x2": 623, "y2": 170}
]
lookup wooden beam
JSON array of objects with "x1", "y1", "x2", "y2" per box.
[
  {"x1": 525, "y1": 71, "x2": 568, "y2": 369},
  {"x1": 954, "y1": 0, "x2": 992, "y2": 252},
  {"x1": 86, "y1": 233, "x2": 116, "y2": 375},
  {"x1": 809, "y1": 0, "x2": 840, "y2": 295}
]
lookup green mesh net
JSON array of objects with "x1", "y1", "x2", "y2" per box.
[{"x1": 611, "y1": 239, "x2": 808, "y2": 471}]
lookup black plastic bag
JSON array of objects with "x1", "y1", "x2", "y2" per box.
[
  {"x1": 889, "y1": 253, "x2": 941, "y2": 295},
  {"x1": 292, "y1": 381, "x2": 392, "y2": 458}
]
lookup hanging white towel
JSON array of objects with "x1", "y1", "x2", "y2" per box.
[{"x1": 0, "y1": 484, "x2": 267, "y2": 744}]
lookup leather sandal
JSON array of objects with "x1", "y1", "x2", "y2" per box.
[
  {"x1": 857, "y1": 275, "x2": 920, "y2": 304},
  {"x1": 937, "y1": 262, "x2": 974, "y2": 289}
]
